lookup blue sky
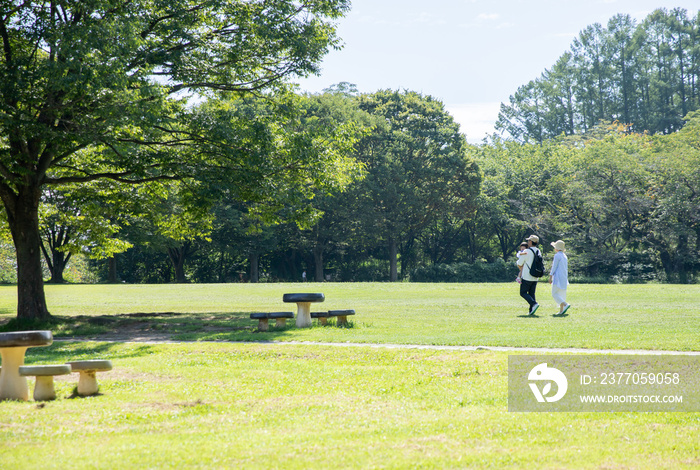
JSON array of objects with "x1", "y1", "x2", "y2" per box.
[{"x1": 296, "y1": 1, "x2": 699, "y2": 143}]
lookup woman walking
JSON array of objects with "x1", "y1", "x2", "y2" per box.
[{"x1": 549, "y1": 240, "x2": 571, "y2": 315}]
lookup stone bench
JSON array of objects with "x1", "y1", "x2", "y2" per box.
[
  {"x1": 328, "y1": 309, "x2": 355, "y2": 327},
  {"x1": 19, "y1": 364, "x2": 72, "y2": 401},
  {"x1": 67, "y1": 360, "x2": 113, "y2": 396},
  {"x1": 311, "y1": 310, "x2": 355, "y2": 327},
  {"x1": 283, "y1": 293, "x2": 325, "y2": 328},
  {"x1": 250, "y1": 312, "x2": 294, "y2": 331}
]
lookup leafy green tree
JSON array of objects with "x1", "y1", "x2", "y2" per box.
[
  {"x1": 188, "y1": 90, "x2": 365, "y2": 282},
  {"x1": 541, "y1": 53, "x2": 577, "y2": 137},
  {"x1": 471, "y1": 141, "x2": 534, "y2": 261},
  {"x1": 143, "y1": 183, "x2": 213, "y2": 283},
  {"x1": 40, "y1": 184, "x2": 133, "y2": 283},
  {"x1": 186, "y1": 201, "x2": 253, "y2": 283},
  {"x1": 559, "y1": 126, "x2": 656, "y2": 279},
  {"x1": 605, "y1": 14, "x2": 643, "y2": 127},
  {"x1": 290, "y1": 89, "x2": 373, "y2": 281},
  {"x1": 496, "y1": 80, "x2": 547, "y2": 143},
  {"x1": 354, "y1": 90, "x2": 481, "y2": 281},
  {"x1": 0, "y1": 0, "x2": 350, "y2": 319},
  {"x1": 473, "y1": 138, "x2": 576, "y2": 264}
]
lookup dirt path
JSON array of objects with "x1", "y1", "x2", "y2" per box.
[{"x1": 55, "y1": 336, "x2": 700, "y2": 355}]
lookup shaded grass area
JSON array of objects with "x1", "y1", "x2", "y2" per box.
[
  {"x1": 1, "y1": 342, "x2": 698, "y2": 469},
  {"x1": 0, "y1": 282, "x2": 698, "y2": 350}
]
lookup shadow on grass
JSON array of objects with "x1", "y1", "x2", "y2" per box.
[
  {"x1": 0, "y1": 311, "x2": 352, "y2": 344},
  {"x1": 27, "y1": 341, "x2": 156, "y2": 363}
]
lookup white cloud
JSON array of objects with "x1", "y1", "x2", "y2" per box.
[
  {"x1": 447, "y1": 102, "x2": 502, "y2": 143},
  {"x1": 477, "y1": 13, "x2": 500, "y2": 21}
]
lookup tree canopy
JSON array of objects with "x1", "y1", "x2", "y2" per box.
[{"x1": 0, "y1": 0, "x2": 352, "y2": 320}]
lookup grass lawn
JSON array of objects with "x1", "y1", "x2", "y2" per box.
[
  {"x1": 0, "y1": 282, "x2": 697, "y2": 350},
  {"x1": 0, "y1": 283, "x2": 699, "y2": 468}
]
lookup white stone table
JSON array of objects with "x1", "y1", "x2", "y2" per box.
[
  {"x1": 283, "y1": 293, "x2": 325, "y2": 328},
  {"x1": 0, "y1": 330, "x2": 53, "y2": 401}
]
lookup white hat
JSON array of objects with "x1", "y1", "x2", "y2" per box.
[
  {"x1": 551, "y1": 240, "x2": 565, "y2": 251},
  {"x1": 526, "y1": 235, "x2": 539, "y2": 244}
]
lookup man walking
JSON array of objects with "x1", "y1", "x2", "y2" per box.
[{"x1": 517, "y1": 235, "x2": 542, "y2": 315}]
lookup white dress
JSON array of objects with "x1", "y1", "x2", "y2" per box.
[{"x1": 550, "y1": 251, "x2": 569, "y2": 304}]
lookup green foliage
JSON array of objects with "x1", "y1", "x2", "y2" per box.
[
  {"x1": 471, "y1": 138, "x2": 575, "y2": 260},
  {"x1": 469, "y1": 118, "x2": 700, "y2": 283},
  {"x1": 336, "y1": 256, "x2": 390, "y2": 282},
  {"x1": 0, "y1": 241, "x2": 17, "y2": 284},
  {"x1": 188, "y1": 91, "x2": 366, "y2": 225},
  {"x1": 99, "y1": 115, "x2": 700, "y2": 285}
]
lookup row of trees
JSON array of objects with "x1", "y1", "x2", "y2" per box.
[
  {"x1": 33, "y1": 96, "x2": 700, "y2": 287},
  {"x1": 497, "y1": 8, "x2": 700, "y2": 141},
  {"x1": 28, "y1": 87, "x2": 481, "y2": 284},
  {"x1": 480, "y1": 119, "x2": 700, "y2": 284}
]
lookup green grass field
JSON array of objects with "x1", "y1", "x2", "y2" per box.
[
  {"x1": 1, "y1": 282, "x2": 697, "y2": 350},
  {"x1": 0, "y1": 283, "x2": 699, "y2": 468}
]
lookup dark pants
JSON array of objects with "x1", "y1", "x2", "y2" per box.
[{"x1": 520, "y1": 280, "x2": 538, "y2": 311}]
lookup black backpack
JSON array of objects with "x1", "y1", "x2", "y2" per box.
[{"x1": 528, "y1": 247, "x2": 545, "y2": 278}]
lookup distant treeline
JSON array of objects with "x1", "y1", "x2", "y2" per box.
[{"x1": 497, "y1": 8, "x2": 700, "y2": 142}]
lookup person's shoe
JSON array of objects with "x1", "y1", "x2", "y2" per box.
[
  {"x1": 529, "y1": 303, "x2": 539, "y2": 315},
  {"x1": 561, "y1": 304, "x2": 571, "y2": 315}
]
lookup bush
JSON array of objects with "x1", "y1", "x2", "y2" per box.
[
  {"x1": 337, "y1": 257, "x2": 390, "y2": 282},
  {"x1": 568, "y1": 249, "x2": 664, "y2": 284}
]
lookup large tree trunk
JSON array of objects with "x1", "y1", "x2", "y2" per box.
[
  {"x1": 389, "y1": 238, "x2": 398, "y2": 282},
  {"x1": 47, "y1": 251, "x2": 70, "y2": 283},
  {"x1": 108, "y1": 256, "x2": 118, "y2": 283},
  {"x1": 5, "y1": 189, "x2": 52, "y2": 321}
]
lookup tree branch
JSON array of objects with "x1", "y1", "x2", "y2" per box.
[{"x1": 45, "y1": 172, "x2": 181, "y2": 185}]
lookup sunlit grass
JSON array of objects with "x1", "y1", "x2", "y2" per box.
[{"x1": 1, "y1": 342, "x2": 698, "y2": 469}]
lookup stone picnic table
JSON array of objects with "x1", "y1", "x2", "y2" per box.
[
  {"x1": 283, "y1": 293, "x2": 325, "y2": 328},
  {"x1": 0, "y1": 330, "x2": 53, "y2": 401}
]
